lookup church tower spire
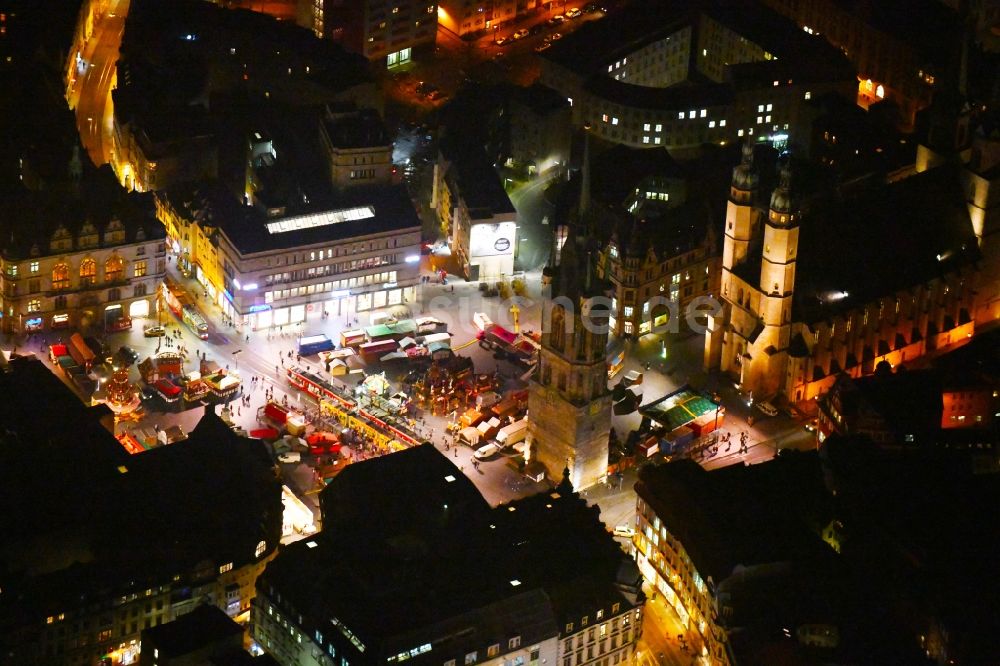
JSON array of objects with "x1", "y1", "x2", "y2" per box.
[{"x1": 527, "y1": 139, "x2": 612, "y2": 489}]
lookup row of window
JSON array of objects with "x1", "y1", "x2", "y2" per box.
[
  {"x1": 24, "y1": 284, "x2": 149, "y2": 312},
  {"x1": 264, "y1": 255, "x2": 398, "y2": 286},
  {"x1": 264, "y1": 271, "x2": 399, "y2": 303}
]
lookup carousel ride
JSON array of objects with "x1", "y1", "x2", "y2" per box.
[{"x1": 98, "y1": 364, "x2": 142, "y2": 420}]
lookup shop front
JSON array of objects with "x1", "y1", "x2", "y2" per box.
[
  {"x1": 51, "y1": 313, "x2": 71, "y2": 329},
  {"x1": 104, "y1": 304, "x2": 132, "y2": 332},
  {"x1": 129, "y1": 298, "x2": 150, "y2": 319}
]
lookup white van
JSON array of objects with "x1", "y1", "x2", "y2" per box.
[{"x1": 496, "y1": 419, "x2": 528, "y2": 447}]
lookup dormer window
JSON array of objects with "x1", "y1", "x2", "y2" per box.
[
  {"x1": 78, "y1": 222, "x2": 99, "y2": 249},
  {"x1": 105, "y1": 218, "x2": 126, "y2": 245},
  {"x1": 50, "y1": 226, "x2": 73, "y2": 253}
]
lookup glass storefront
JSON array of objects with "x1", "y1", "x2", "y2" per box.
[{"x1": 244, "y1": 286, "x2": 415, "y2": 330}]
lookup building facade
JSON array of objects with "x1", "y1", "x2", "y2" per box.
[
  {"x1": 434, "y1": 140, "x2": 518, "y2": 281},
  {"x1": 0, "y1": 362, "x2": 284, "y2": 666},
  {"x1": 436, "y1": 0, "x2": 541, "y2": 37},
  {"x1": 309, "y1": 0, "x2": 438, "y2": 68},
  {"x1": 156, "y1": 184, "x2": 421, "y2": 331},
  {"x1": 538, "y1": 3, "x2": 856, "y2": 155},
  {"x1": 758, "y1": 0, "x2": 952, "y2": 126},
  {"x1": 0, "y1": 214, "x2": 166, "y2": 335},
  {"x1": 632, "y1": 491, "x2": 731, "y2": 666},
  {"x1": 250, "y1": 445, "x2": 644, "y2": 666},
  {"x1": 704, "y1": 137, "x2": 995, "y2": 403}
]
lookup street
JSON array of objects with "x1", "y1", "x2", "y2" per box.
[{"x1": 69, "y1": 0, "x2": 129, "y2": 166}]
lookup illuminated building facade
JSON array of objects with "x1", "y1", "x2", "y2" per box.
[
  {"x1": 0, "y1": 183, "x2": 166, "y2": 335},
  {"x1": 527, "y1": 163, "x2": 613, "y2": 489},
  {"x1": 436, "y1": 0, "x2": 539, "y2": 37},
  {"x1": 538, "y1": 1, "x2": 856, "y2": 154},
  {"x1": 591, "y1": 145, "x2": 720, "y2": 338},
  {"x1": 433, "y1": 137, "x2": 518, "y2": 281},
  {"x1": 704, "y1": 131, "x2": 1000, "y2": 403},
  {"x1": 156, "y1": 183, "x2": 421, "y2": 330},
  {"x1": 251, "y1": 446, "x2": 643, "y2": 666},
  {"x1": 0, "y1": 360, "x2": 283, "y2": 665},
  {"x1": 309, "y1": 0, "x2": 438, "y2": 69}
]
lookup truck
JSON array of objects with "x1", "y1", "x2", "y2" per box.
[
  {"x1": 496, "y1": 418, "x2": 529, "y2": 447},
  {"x1": 478, "y1": 323, "x2": 539, "y2": 366},
  {"x1": 298, "y1": 334, "x2": 336, "y2": 356},
  {"x1": 162, "y1": 277, "x2": 209, "y2": 339}
]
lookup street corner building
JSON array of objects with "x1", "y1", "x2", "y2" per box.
[{"x1": 251, "y1": 444, "x2": 645, "y2": 666}]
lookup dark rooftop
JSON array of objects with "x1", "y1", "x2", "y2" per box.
[
  {"x1": 791, "y1": 165, "x2": 979, "y2": 321},
  {"x1": 440, "y1": 136, "x2": 516, "y2": 217},
  {"x1": 635, "y1": 453, "x2": 832, "y2": 584},
  {"x1": 0, "y1": 358, "x2": 282, "y2": 620},
  {"x1": 543, "y1": 0, "x2": 854, "y2": 90},
  {"x1": 160, "y1": 181, "x2": 421, "y2": 255},
  {"x1": 142, "y1": 604, "x2": 243, "y2": 658},
  {"x1": 323, "y1": 109, "x2": 392, "y2": 150},
  {"x1": 261, "y1": 445, "x2": 641, "y2": 661}
]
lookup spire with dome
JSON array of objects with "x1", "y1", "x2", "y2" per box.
[{"x1": 769, "y1": 162, "x2": 795, "y2": 217}]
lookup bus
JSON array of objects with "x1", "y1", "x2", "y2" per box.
[
  {"x1": 298, "y1": 334, "x2": 335, "y2": 356},
  {"x1": 162, "y1": 277, "x2": 209, "y2": 339}
]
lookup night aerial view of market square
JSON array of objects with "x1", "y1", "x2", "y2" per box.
[{"x1": 1, "y1": 0, "x2": 999, "y2": 664}]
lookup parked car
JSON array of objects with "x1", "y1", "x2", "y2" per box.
[
  {"x1": 754, "y1": 400, "x2": 779, "y2": 417},
  {"x1": 547, "y1": 31, "x2": 563, "y2": 41},
  {"x1": 512, "y1": 28, "x2": 529, "y2": 39},
  {"x1": 613, "y1": 524, "x2": 635, "y2": 538},
  {"x1": 474, "y1": 442, "x2": 501, "y2": 460},
  {"x1": 427, "y1": 89, "x2": 445, "y2": 101},
  {"x1": 583, "y1": 2, "x2": 599, "y2": 12},
  {"x1": 494, "y1": 36, "x2": 509, "y2": 46},
  {"x1": 528, "y1": 23, "x2": 546, "y2": 35},
  {"x1": 535, "y1": 42, "x2": 552, "y2": 52},
  {"x1": 278, "y1": 452, "x2": 301, "y2": 464},
  {"x1": 565, "y1": 7, "x2": 582, "y2": 18},
  {"x1": 546, "y1": 15, "x2": 565, "y2": 26},
  {"x1": 118, "y1": 345, "x2": 139, "y2": 364},
  {"x1": 143, "y1": 325, "x2": 165, "y2": 337}
]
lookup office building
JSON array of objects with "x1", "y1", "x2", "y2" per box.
[
  {"x1": 538, "y1": 0, "x2": 856, "y2": 155},
  {"x1": 309, "y1": 0, "x2": 438, "y2": 69},
  {"x1": 590, "y1": 145, "x2": 722, "y2": 338}
]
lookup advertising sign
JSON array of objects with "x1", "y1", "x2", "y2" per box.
[{"x1": 469, "y1": 221, "x2": 516, "y2": 258}]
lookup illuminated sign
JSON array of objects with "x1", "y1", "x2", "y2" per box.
[
  {"x1": 248, "y1": 304, "x2": 271, "y2": 313},
  {"x1": 469, "y1": 221, "x2": 516, "y2": 258},
  {"x1": 266, "y1": 206, "x2": 375, "y2": 234}
]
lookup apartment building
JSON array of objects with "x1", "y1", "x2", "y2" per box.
[
  {"x1": 252, "y1": 445, "x2": 644, "y2": 666},
  {"x1": 0, "y1": 359, "x2": 283, "y2": 665}
]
